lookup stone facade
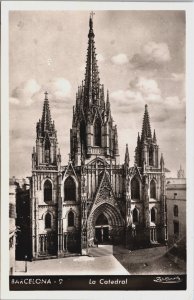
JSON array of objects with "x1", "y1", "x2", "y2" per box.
[{"x1": 30, "y1": 15, "x2": 168, "y2": 259}]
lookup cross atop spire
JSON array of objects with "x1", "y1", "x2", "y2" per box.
[
  {"x1": 90, "y1": 11, "x2": 95, "y2": 20},
  {"x1": 141, "y1": 104, "x2": 152, "y2": 141},
  {"x1": 44, "y1": 91, "x2": 48, "y2": 100}
]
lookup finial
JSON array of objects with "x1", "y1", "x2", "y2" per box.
[
  {"x1": 89, "y1": 11, "x2": 95, "y2": 30},
  {"x1": 107, "y1": 89, "x2": 109, "y2": 101},
  {"x1": 153, "y1": 129, "x2": 157, "y2": 143},
  {"x1": 125, "y1": 143, "x2": 130, "y2": 166},
  {"x1": 44, "y1": 91, "x2": 48, "y2": 100},
  {"x1": 90, "y1": 11, "x2": 95, "y2": 20},
  {"x1": 160, "y1": 153, "x2": 164, "y2": 166}
]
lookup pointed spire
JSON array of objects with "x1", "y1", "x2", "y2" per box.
[
  {"x1": 153, "y1": 129, "x2": 157, "y2": 143},
  {"x1": 141, "y1": 104, "x2": 152, "y2": 141},
  {"x1": 89, "y1": 12, "x2": 95, "y2": 38},
  {"x1": 41, "y1": 91, "x2": 52, "y2": 133},
  {"x1": 124, "y1": 144, "x2": 130, "y2": 167},
  {"x1": 84, "y1": 12, "x2": 100, "y2": 108},
  {"x1": 106, "y1": 90, "x2": 110, "y2": 111}
]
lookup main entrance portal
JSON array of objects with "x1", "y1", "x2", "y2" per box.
[{"x1": 95, "y1": 214, "x2": 110, "y2": 244}]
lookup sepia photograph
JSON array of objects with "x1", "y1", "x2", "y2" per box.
[{"x1": 2, "y1": 1, "x2": 193, "y2": 298}]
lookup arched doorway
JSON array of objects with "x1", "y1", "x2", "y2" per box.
[
  {"x1": 88, "y1": 203, "x2": 124, "y2": 246},
  {"x1": 95, "y1": 213, "x2": 109, "y2": 244}
]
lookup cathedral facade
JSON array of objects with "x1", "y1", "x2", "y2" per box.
[{"x1": 30, "y1": 15, "x2": 168, "y2": 259}]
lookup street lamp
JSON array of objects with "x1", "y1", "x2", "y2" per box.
[{"x1": 25, "y1": 255, "x2": 28, "y2": 273}]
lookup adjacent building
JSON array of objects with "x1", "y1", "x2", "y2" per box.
[{"x1": 166, "y1": 170, "x2": 186, "y2": 246}]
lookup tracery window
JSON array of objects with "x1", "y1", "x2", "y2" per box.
[
  {"x1": 64, "y1": 177, "x2": 76, "y2": 201},
  {"x1": 45, "y1": 213, "x2": 52, "y2": 229},
  {"x1": 131, "y1": 178, "x2": 140, "y2": 199},
  {"x1": 68, "y1": 211, "x2": 74, "y2": 227},
  {"x1": 133, "y1": 208, "x2": 139, "y2": 223},
  {"x1": 94, "y1": 118, "x2": 101, "y2": 147},
  {"x1": 44, "y1": 180, "x2": 52, "y2": 203},
  {"x1": 80, "y1": 120, "x2": 87, "y2": 150},
  {"x1": 149, "y1": 147, "x2": 154, "y2": 166},
  {"x1": 151, "y1": 207, "x2": 157, "y2": 223},
  {"x1": 174, "y1": 205, "x2": 178, "y2": 217},
  {"x1": 150, "y1": 179, "x2": 156, "y2": 199}
]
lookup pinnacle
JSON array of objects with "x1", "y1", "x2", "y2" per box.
[
  {"x1": 141, "y1": 104, "x2": 152, "y2": 140},
  {"x1": 160, "y1": 153, "x2": 164, "y2": 165},
  {"x1": 153, "y1": 129, "x2": 157, "y2": 143},
  {"x1": 41, "y1": 92, "x2": 52, "y2": 132},
  {"x1": 125, "y1": 143, "x2": 130, "y2": 165}
]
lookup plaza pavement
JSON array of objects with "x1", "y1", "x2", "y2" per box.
[
  {"x1": 14, "y1": 244, "x2": 186, "y2": 276},
  {"x1": 14, "y1": 245, "x2": 130, "y2": 275}
]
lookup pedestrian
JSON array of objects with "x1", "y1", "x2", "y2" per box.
[{"x1": 94, "y1": 236, "x2": 98, "y2": 247}]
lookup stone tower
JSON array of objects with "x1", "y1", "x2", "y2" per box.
[
  {"x1": 31, "y1": 92, "x2": 62, "y2": 258},
  {"x1": 131, "y1": 104, "x2": 167, "y2": 246}
]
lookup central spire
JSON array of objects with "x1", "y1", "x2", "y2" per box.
[
  {"x1": 70, "y1": 13, "x2": 119, "y2": 165},
  {"x1": 84, "y1": 13, "x2": 100, "y2": 108}
]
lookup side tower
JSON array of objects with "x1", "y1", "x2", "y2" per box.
[
  {"x1": 31, "y1": 92, "x2": 62, "y2": 259},
  {"x1": 128, "y1": 104, "x2": 168, "y2": 247}
]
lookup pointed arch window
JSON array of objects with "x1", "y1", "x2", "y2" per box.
[
  {"x1": 132, "y1": 208, "x2": 139, "y2": 223},
  {"x1": 45, "y1": 134, "x2": 51, "y2": 163},
  {"x1": 131, "y1": 178, "x2": 140, "y2": 199},
  {"x1": 80, "y1": 120, "x2": 86, "y2": 151},
  {"x1": 68, "y1": 211, "x2": 74, "y2": 227},
  {"x1": 150, "y1": 179, "x2": 156, "y2": 199},
  {"x1": 94, "y1": 118, "x2": 101, "y2": 147},
  {"x1": 149, "y1": 147, "x2": 154, "y2": 166},
  {"x1": 151, "y1": 207, "x2": 157, "y2": 223},
  {"x1": 64, "y1": 177, "x2": 76, "y2": 201},
  {"x1": 44, "y1": 180, "x2": 52, "y2": 203},
  {"x1": 45, "y1": 213, "x2": 52, "y2": 229},
  {"x1": 174, "y1": 205, "x2": 178, "y2": 217}
]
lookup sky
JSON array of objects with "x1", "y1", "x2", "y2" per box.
[{"x1": 9, "y1": 10, "x2": 186, "y2": 179}]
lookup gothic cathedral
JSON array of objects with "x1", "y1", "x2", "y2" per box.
[{"x1": 30, "y1": 15, "x2": 168, "y2": 259}]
